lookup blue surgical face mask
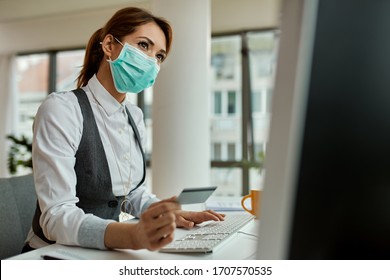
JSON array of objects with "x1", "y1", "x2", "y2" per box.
[{"x1": 107, "y1": 37, "x2": 160, "y2": 94}]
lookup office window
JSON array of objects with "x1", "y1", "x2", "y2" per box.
[
  {"x1": 211, "y1": 167, "x2": 242, "y2": 196},
  {"x1": 248, "y1": 31, "x2": 278, "y2": 192},
  {"x1": 9, "y1": 54, "x2": 49, "y2": 175},
  {"x1": 211, "y1": 35, "x2": 241, "y2": 104},
  {"x1": 211, "y1": 36, "x2": 240, "y2": 80},
  {"x1": 254, "y1": 143, "x2": 264, "y2": 160},
  {"x1": 210, "y1": 30, "x2": 279, "y2": 196},
  {"x1": 12, "y1": 50, "x2": 85, "y2": 176},
  {"x1": 249, "y1": 31, "x2": 278, "y2": 79},
  {"x1": 15, "y1": 50, "x2": 86, "y2": 141},
  {"x1": 15, "y1": 54, "x2": 49, "y2": 140},
  {"x1": 252, "y1": 90, "x2": 262, "y2": 113},
  {"x1": 56, "y1": 50, "x2": 85, "y2": 92}
]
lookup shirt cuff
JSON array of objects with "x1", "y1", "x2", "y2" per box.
[{"x1": 77, "y1": 215, "x2": 114, "y2": 250}]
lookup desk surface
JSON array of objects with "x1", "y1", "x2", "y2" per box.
[{"x1": 9, "y1": 214, "x2": 259, "y2": 260}]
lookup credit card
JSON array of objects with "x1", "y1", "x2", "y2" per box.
[{"x1": 177, "y1": 186, "x2": 217, "y2": 204}]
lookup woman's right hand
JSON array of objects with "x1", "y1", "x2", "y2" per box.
[{"x1": 133, "y1": 198, "x2": 180, "y2": 251}]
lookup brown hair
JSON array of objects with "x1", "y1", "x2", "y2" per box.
[{"x1": 76, "y1": 7, "x2": 173, "y2": 88}]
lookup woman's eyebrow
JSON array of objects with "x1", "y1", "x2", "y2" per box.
[{"x1": 137, "y1": 36, "x2": 167, "y2": 54}]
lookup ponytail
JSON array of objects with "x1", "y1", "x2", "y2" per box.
[{"x1": 76, "y1": 28, "x2": 104, "y2": 88}]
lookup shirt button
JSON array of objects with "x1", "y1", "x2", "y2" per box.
[{"x1": 108, "y1": 200, "x2": 118, "y2": 208}]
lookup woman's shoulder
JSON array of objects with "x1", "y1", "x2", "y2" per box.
[
  {"x1": 33, "y1": 90, "x2": 84, "y2": 147},
  {"x1": 41, "y1": 90, "x2": 79, "y2": 105},
  {"x1": 36, "y1": 90, "x2": 82, "y2": 119}
]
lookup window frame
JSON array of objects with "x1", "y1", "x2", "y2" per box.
[{"x1": 211, "y1": 28, "x2": 279, "y2": 195}]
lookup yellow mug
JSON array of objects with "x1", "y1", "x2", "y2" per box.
[{"x1": 241, "y1": 189, "x2": 262, "y2": 218}]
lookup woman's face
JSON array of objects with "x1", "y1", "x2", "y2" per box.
[{"x1": 113, "y1": 21, "x2": 167, "y2": 65}]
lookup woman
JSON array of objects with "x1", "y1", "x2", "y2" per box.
[{"x1": 24, "y1": 7, "x2": 223, "y2": 252}]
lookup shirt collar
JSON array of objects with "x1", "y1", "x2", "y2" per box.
[{"x1": 87, "y1": 74, "x2": 129, "y2": 117}]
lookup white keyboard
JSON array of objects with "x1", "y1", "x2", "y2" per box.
[{"x1": 160, "y1": 212, "x2": 255, "y2": 253}]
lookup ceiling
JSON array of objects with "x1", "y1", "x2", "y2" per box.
[
  {"x1": 0, "y1": 0, "x2": 282, "y2": 54},
  {"x1": 0, "y1": 0, "x2": 149, "y2": 23},
  {"x1": 0, "y1": 0, "x2": 282, "y2": 30}
]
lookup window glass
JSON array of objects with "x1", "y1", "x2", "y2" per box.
[
  {"x1": 210, "y1": 167, "x2": 242, "y2": 197},
  {"x1": 248, "y1": 31, "x2": 278, "y2": 80},
  {"x1": 56, "y1": 50, "x2": 85, "y2": 92},
  {"x1": 15, "y1": 54, "x2": 49, "y2": 139},
  {"x1": 211, "y1": 36, "x2": 240, "y2": 80},
  {"x1": 251, "y1": 90, "x2": 262, "y2": 113},
  {"x1": 248, "y1": 31, "x2": 278, "y2": 190},
  {"x1": 210, "y1": 31, "x2": 279, "y2": 195},
  {"x1": 210, "y1": 35, "x2": 241, "y2": 195},
  {"x1": 10, "y1": 54, "x2": 49, "y2": 175},
  {"x1": 210, "y1": 35, "x2": 242, "y2": 174}
]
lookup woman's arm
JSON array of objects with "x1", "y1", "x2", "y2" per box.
[{"x1": 105, "y1": 198, "x2": 180, "y2": 250}]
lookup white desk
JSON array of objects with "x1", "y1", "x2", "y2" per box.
[{"x1": 9, "y1": 214, "x2": 259, "y2": 260}]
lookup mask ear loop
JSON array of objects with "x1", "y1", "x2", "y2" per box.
[{"x1": 114, "y1": 37, "x2": 124, "y2": 46}]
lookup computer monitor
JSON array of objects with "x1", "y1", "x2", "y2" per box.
[{"x1": 257, "y1": 0, "x2": 390, "y2": 259}]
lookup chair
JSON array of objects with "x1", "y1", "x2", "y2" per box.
[{"x1": 0, "y1": 174, "x2": 36, "y2": 259}]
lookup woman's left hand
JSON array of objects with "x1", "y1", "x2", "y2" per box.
[{"x1": 174, "y1": 210, "x2": 225, "y2": 229}]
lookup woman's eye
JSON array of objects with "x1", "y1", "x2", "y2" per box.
[
  {"x1": 156, "y1": 54, "x2": 165, "y2": 62},
  {"x1": 138, "y1": 41, "x2": 148, "y2": 50}
]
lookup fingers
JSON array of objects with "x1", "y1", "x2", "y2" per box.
[
  {"x1": 193, "y1": 210, "x2": 225, "y2": 222},
  {"x1": 175, "y1": 210, "x2": 226, "y2": 228},
  {"x1": 137, "y1": 202, "x2": 178, "y2": 251},
  {"x1": 146, "y1": 200, "x2": 180, "y2": 218},
  {"x1": 204, "y1": 209, "x2": 226, "y2": 221},
  {"x1": 176, "y1": 215, "x2": 195, "y2": 229},
  {"x1": 143, "y1": 216, "x2": 176, "y2": 250}
]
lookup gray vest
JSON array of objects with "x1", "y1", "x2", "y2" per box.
[{"x1": 32, "y1": 88, "x2": 145, "y2": 244}]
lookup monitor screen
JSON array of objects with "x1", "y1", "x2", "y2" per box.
[{"x1": 257, "y1": 0, "x2": 390, "y2": 259}]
